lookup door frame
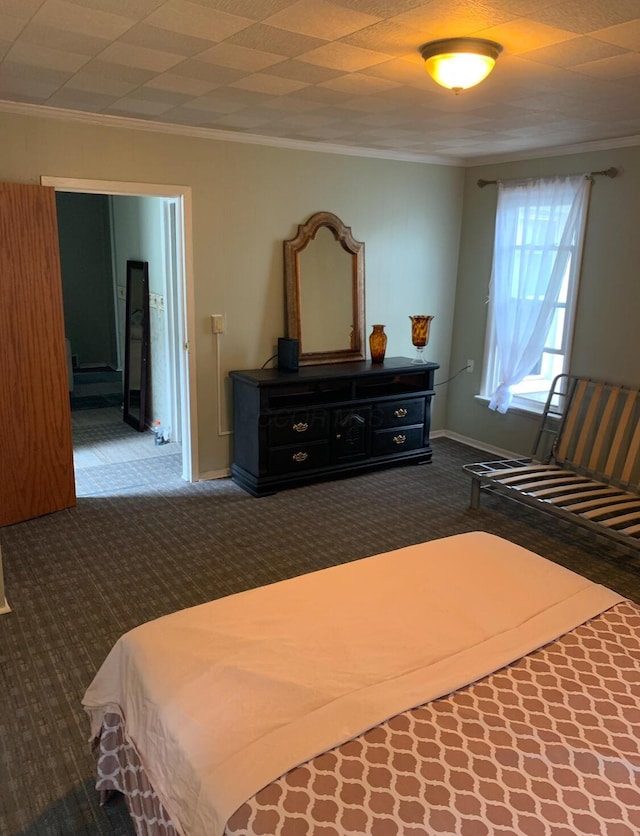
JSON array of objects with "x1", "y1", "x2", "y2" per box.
[{"x1": 41, "y1": 175, "x2": 198, "y2": 482}]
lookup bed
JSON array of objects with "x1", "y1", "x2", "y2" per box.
[{"x1": 83, "y1": 532, "x2": 640, "y2": 835}]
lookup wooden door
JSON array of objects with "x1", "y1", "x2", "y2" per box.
[{"x1": 0, "y1": 183, "x2": 76, "y2": 526}]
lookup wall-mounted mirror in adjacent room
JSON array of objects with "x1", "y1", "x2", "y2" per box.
[
  {"x1": 284, "y1": 211, "x2": 365, "y2": 365},
  {"x1": 123, "y1": 260, "x2": 149, "y2": 431}
]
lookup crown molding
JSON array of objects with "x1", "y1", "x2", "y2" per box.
[
  {"x1": 3, "y1": 98, "x2": 639, "y2": 168},
  {"x1": 0, "y1": 99, "x2": 461, "y2": 167},
  {"x1": 466, "y1": 133, "x2": 640, "y2": 166}
]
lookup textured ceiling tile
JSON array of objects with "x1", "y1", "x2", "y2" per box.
[
  {"x1": 341, "y1": 19, "x2": 439, "y2": 55},
  {"x1": 6, "y1": 40, "x2": 88, "y2": 73},
  {"x1": 287, "y1": 85, "x2": 349, "y2": 104},
  {"x1": 526, "y1": 0, "x2": 640, "y2": 34},
  {"x1": 226, "y1": 23, "x2": 327, "y2": 56},
  {"x1": 0, "y1": 0, "x2": 639, "y2": 161},
  {"x1": 478, "y1": 17, "x2": 576, "y2": 52},
  {"x1": 484, "y1": 1, "x2": 561, "y2": 12},
  {"x1": 0, "y1": 61, "x2": 70, "y2": 97},
  {"x1": 593, "y1": 20, "x2": 640, "y2": 50},
  {"x1": 264, "y1": 0, "x2": 381, "y2": 40},
  {"x1": 392, "y1": 0, "x2": 517, "y2": 38},
  {"x1": 0, "y1": 11, "x2": 29, "y2": 40},
  {"x1": 66, "y1": 0, "x2": 165, "y2": 16},
  {"x1": 188, "y1": 86, "x2": 270, "y2": 109},
  {"x1": 275, "y1": 111, "x2": 341, "y2": 127},
  {"x1": 169, "y1": 59, "x2": 246, "y2": 84},
  {"x1": 508, "y1": 89, "x2": 591, "y2": 112},
  {"x1": 522, "y1": 35, "x2": 628, "y2": 67},
  {"x1": 128, "y1": 85, "x2": 193, "y2": 106},
  {"x1": 197, "y1": 42, "x2": 285, "y2": 72},
  {"x1": 46, "y1": 88, "x2": 119, "y2": 111},
  {"x1": 144, "y1": 72, "x2": 218, "y2": 95},
  {"x1": 570, "y1": 52, "x2": 640, "y2": 79},
  {"x1": 230, "y1": 71, "x2": 309, "y2": 94},
  {"x1": 331, "y1": 0, "x2": 431, "y2": 14},
  {"x1": 362, "y1": 56, "x2": 425, "y2": 83},
  {"x1": 189, "y1": 0, "x2": 298, "y2": 18},
  {"x1": 257, "y1": 95, "x2": 323, "y2": 112},
  {"x1": 179, "y1": 93, "x2": 246, "y2": 114},
  {"x1": 352, "y1": 109, "x2": 417, "y2": 126},
  {"x1": 0, "y1": 0, "x2": 46, "y2": 16},
  {"x1": 146, "y1": 1, "x2": 253, "y2": 42},
  {"x1": 318, "y1": 71, "x2": 401, "y2": 94},
  {"x1": 63, "y1": 70, "x2": 139, "y2": 97},
  {"x1": 266, "y1": 59, "x2": 344, "y2": 83},
  {"x1": 487, "y1": 53, "x2": 565, "y2": 86},
  {"x1": 107, "y1": 97, "x2": 175, "y2": 116},
  {"x1": 32, "y1": 0, "x2": 135, "y2": 40},
  {"x1": 119, "y1": 22, "x2": 217, "y2": 56},
  {"x1": 75, "y1": 59, "x2": 155, "y2": 84},
  {"x1": 209, "y1": 111, "x2": 275, "y2": 128},
  {"x1": 298, "y1": 42, "x2": 392, "y2": 71},
  {"x1": 98, "y1": 41, "x2": 183, "y2": 72},
  {"x1": 19, "y1": 21, "x2": 110, "y2": 55},
  {"x1": 339, "y1": 94, "x2": 405, "y2": 112}
]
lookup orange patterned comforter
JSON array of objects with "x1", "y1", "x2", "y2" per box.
[{"x1": 96, "y1": 600, "x2": 640, "y2": 836}]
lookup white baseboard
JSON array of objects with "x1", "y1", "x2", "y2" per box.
[
  {"x1": 0, "y1": 599, "x2": 11, "y2": 615},
  {"x1": 432, "y1": 429, "x2": 521, "y2": 460}
]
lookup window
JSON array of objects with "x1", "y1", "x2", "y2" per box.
[{"x1": 481, "y1": 175, "x2": 591, "y2": 414}]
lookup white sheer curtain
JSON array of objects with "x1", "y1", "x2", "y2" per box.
[{"x1": 488, "y1": 174, "x2": 591, "y2": 413}]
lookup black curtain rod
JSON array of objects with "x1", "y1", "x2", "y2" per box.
[{"x1": 477, "y1": 167, "x2": 618, "y2": 188}]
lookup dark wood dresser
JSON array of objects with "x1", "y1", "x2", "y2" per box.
[{"x1": 230, "y1": 357, "x2": 439, "y2": 496}]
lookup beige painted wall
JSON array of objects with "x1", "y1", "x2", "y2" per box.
[
  {"x1": 0, "y1": 110, "x2": 464, "y2": 476},
  {"x1": 447, "y1": 145, "x2": 640, "y2": 455}
]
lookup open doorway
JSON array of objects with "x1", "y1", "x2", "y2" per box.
[{"x1": 41, "y1": 176, "x2": 197, "y2": 490}]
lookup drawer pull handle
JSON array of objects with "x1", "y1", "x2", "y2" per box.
[
  {"x1": 394, "y1": 408, "x2": 408, "y2": 418},
  {"x1": 292, "y1": 451, "x2": 309, "y2": 462},
  {"x1": 393, "y1": 434, "x2": 406, "y2": 445},
  {"x1": 292, "y1": 422, "x2": 309, "y2": 433}
]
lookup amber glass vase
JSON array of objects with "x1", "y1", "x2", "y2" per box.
[
  {"x1": 409, "y1": 315, "x2": 434, "y2": 364},
  {"x1": 369, "y1": 324, "x2": 387, "y2": 363}
]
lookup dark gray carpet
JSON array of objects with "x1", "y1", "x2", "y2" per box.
[
  {"x1": 1, "y1": 437, "x2": 639, "y2": 835},
  {"x1": 70, "y1": 394, "x2": 123, "y2": 411}
]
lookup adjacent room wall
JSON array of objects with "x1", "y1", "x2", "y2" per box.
[
  {"x1": 56, "y1": 192, "x2": 116, "y2": 369},
  {"x1": 111, "y1": 195, "x2": 171, "y2": 435},
  {"x1": 447, "y1": 145, "x2": 640, "y2": 455},
  {"x1": 0, "y1": 110, "x2": 464, "y2": 476}
]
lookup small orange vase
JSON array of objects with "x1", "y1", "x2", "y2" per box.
[{"x1": 369, "y1": 324, "x2": 387, "y2": 363}]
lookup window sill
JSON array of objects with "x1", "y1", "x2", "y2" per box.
[{"x1": 474, "y1": 394, "x2": 545, "y2": 419}]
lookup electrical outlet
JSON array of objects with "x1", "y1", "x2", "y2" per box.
[
  {"x1": 466, "y1": 359, "x2": 474, "y2": 374},
  {"x1": 211, "y1": 314, "x2": 225, "y2": 334}
]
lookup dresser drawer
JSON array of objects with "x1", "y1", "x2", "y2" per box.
[
  {"x1": 268, "y1": 441, "x2": 329, "y2": 474},
  {"x1": 372, "y1": 398, "x2": 425, "y2": 429},
  {"x1": 267, "y1": 411, "x2": 329, "y2": 446},
  {"x1": 372, "y1": 425, "x2": 424, "y2": 457}
]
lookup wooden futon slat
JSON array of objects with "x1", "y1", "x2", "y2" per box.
[{"x1": 463, "y1": 374, "x2": 640, "y2": 551}]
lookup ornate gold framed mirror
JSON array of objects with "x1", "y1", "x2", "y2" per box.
[{"x1": 284, "y1": 211, "x2": 365, "y2": 366}]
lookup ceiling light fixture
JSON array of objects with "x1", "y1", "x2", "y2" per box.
[{"x1": 420, "y1": 37, "x2": 503, "y2": 94}]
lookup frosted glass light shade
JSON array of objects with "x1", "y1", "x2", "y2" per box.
[{"x1": 420, "y1": 38, "x2": 503, "y2": 93}]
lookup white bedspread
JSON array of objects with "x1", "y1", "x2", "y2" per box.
[{"x1": 83, "y1": 532, "x2": 623, "y2": 836}]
